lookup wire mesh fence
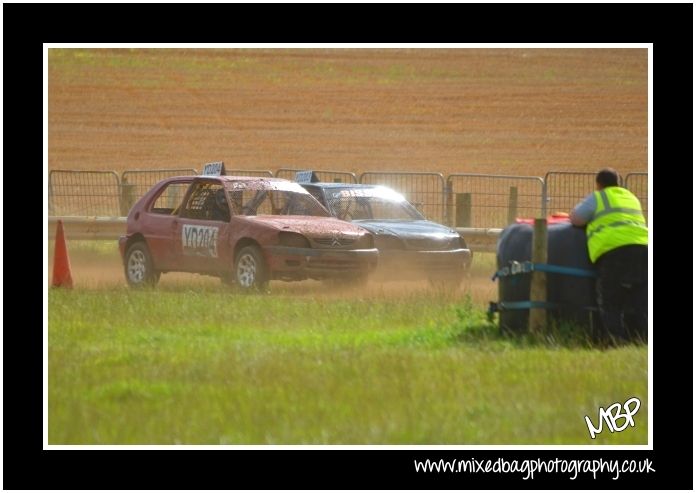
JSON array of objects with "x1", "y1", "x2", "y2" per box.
[
  {"x1": 224, "y1": 169, "x2": 274, "y2": 178},
  {"x1": 275, "y1": 168, "x2": 358, "y2": 184},
  {"x1": 48, "y1": 170, "x2": 122, "y2": 216},
  {"x1": 48, "y1": 167, "x2": 647, "y2": 228},
  {"x1": 359, "y1": 172, "x2": 446, "y2": 223},
  {"x1": 623, "y1": 172, "x2": 649, "y2": 219},
  {"x1": 543, "y1": 171, "x2": 621, "y2": 217},
  {"x1": 446, "y1": 174, "x2": 545, "y2": 228},
  {"x1": 121, "y1": 168, "x2": 197, "y2": 215}
]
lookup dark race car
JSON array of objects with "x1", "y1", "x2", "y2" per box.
[
  {"x1": 119, "y1": 176, "x2": 378, "y2": 290},
  {"x1": 300, "y1": 182, "x2": 472, "y2": 285}
]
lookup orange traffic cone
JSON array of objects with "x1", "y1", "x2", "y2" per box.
[{"x1": 52, "y1": 220, "x2": 73, "y2": 288}]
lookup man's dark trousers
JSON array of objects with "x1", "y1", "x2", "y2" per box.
[{"x1": 595, "y1": 244, "x2": 649, "y2": 342}]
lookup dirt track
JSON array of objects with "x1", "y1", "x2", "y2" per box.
[
  {"x1": 48, "y1": 48, "x2": 647, "y2": 176},
  {"x1": 48, "y1": 241, "x2": 498, "y2": 303}
]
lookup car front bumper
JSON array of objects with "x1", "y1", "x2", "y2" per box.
[{"x1": 264, "y1": 246, "x2": 379, "y2": 280}]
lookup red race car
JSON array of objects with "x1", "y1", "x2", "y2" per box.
[{"x1": 118, "y1": 176, "x2": 378, "y2": 290}]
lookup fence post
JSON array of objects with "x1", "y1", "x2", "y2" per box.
[
  {"x1": 455, "y1": 193, "x2": 472, "y2": 227},
  {"x1": 541, "y1": 181, "x2": 548, "y2": 218},
  {"x1": 507, "y1": 186, "x2": 518, "y2": 224},
  {"x1": 48, "y1": 174, "x2": 55, "y2": 216},
  {"x1": 529, "y1": 218, "x2": 548, "y2": 334},
  {"x1": 120, "y1": 178, "x2": 135, "y2": 216},
  {"x1": 444, "y1": 182, "x2": 453, "y2": 226}
]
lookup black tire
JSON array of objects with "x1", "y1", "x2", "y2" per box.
[
  {"x1": 124, "y1": 241, "x2": 160, "y2": 288},
  {"x1": 234, "y1": 245, "x2": 269, "y2": 292}
]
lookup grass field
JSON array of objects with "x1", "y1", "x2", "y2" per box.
[{"x1": 48, "y1": 285, "x2": 647, "y2": 445}]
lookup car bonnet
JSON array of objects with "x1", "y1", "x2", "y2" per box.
[
  {"x1": 243, "y1": 215, "x2": 369, "y2": 236},
  {"x1": 353, "y1": 219, "x2": 458, "y2": 240}
]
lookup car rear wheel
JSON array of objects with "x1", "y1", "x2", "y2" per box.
[
  {"x1": 234, "y1": 245, "x2": 269, "y2": 292},
  {"x1": 124, "y1": 241, "x2": 160, "y2": 288}
]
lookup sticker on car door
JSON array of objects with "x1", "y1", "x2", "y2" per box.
[{"x1": 182, "y1": 225, "x2": 219, "y2": 257}]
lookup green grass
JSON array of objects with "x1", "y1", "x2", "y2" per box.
[
  {"x1": 469, "y1": 251, "x2": 497, "y2": 277},
  {"x1": 49, "y1": 287, "x2": 647, "y2": 445}
]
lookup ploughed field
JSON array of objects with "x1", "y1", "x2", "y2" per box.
[{"x1": 49, "y1": 48, "x2": 647, "y2": 176}]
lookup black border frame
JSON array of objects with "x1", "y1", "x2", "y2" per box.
[{"x1": 4, "y1": 2, "x2": 692, "y2": 489}]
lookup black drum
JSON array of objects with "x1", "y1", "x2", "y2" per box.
[{"x1": 496, "y1": 223, "x2": 597, "y2": 333}]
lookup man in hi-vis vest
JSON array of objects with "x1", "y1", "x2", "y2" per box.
[{"x1": 570, "y1": 168, "x2": 648, "y2": 343}]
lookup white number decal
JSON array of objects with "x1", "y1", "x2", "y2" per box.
[{"x1": 182, "y1": 225, "x2": 219, "y2": 257}]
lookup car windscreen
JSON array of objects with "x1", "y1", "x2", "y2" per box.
[
  {"x1": 325, "y1": 187, "x2": 424, "y2": 221},
  {"x1": 225, "y1": 182, "x2": 329, "y2": 217}
]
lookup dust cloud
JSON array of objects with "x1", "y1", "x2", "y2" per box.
[{"x1": 48, "y1": 241, "x2": 498, "y2": 305}]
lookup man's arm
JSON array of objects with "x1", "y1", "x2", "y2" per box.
[{"x1": 569, "y1": 193, "x2": 597, "y2": 227}]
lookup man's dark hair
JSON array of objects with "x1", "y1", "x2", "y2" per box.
[{"x1": 596, "y1": 168, "x2": 619, "y2": 187}]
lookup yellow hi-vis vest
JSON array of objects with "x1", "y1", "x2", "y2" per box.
[{"x1": 587, "y1": 186, "x2": 648, "y2": 263}]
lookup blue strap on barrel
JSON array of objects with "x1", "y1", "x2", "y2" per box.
[
  {"x1": 492, "y1": 261, "x2": 597, "y2": 281},
  {"x1": 492, "y1": 300, "x2": 599, "y2": 312},
  {"x1": 498, "y1": 300, "x2": 560, "y2": 310},
  {"x1": 535, "y1": 263, "x2": 597, "y2": 278},
  {"x1": 492, "y1": 300, "x2": 600, "y2": 312}
]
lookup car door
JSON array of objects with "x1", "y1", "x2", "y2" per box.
[
  {"x1": 143, "y1": 179, "x2": 192, "y2": 271},
  {"x1": 174, "y1": 179, "x2": 231, "y2": 274}
]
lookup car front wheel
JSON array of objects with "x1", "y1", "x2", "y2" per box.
[
  {"x1": 124, "y1": 241, "x2": 160, "y2": 287},
  {"x1": 234, "y1": 245, "x2": 269, "y2": 292}
]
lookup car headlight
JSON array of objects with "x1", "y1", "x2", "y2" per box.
[
  {"x1": 445, "y1": 235, "x2": 468, "y2": 250},
  {"x1": 278, "y1": 231, "x2": 310, "y2": 248},
  {"x1": 353, "y1": 233, "x2": 374, "y2": 249}
]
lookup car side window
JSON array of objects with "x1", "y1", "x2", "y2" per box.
[
  {"x1": 352, "y1": 198, "x2": 372, "y2": 220},
  {"x1": 150, "y1": 183, "x2": 190, "y2": 215},
  {"x1": 305, "y1": 187, "x2": 326, "y2": 207},
  {"x1": 180, "y1": 182, "x2": 230, "y2": 222}
]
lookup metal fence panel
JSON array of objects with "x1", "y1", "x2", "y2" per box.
[
  {"x1": 121, "y1": 168, "x2": 197, "y2": 215},
  {"x1": 49, "y1": 167, "x2": 645, "y2": 225},
  {"x1": 225, "y1": 169, "x2": 274, "y2": 178},
  {"x1": 446, "y1": 174, "x2": 545, "y2": 228},
  {"x1": 543, "y1": 171, "x2": 622, "y2": 216},
  {"x1": 275, "y1": 168, "x2": 358, "y2": 184},
  {"x1": 359, "y1": 172, "x2": 445, "y2": 223},
  {"x1": 48, "y1": 170, "x2": 122, "y2": 216},
  {"x1": 623, "y1": 172, "x2": 649, "y2": 219}
]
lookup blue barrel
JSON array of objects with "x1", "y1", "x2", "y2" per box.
[{"x1": 496, "y1": 223, "x2": 597, "y2": 333}]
